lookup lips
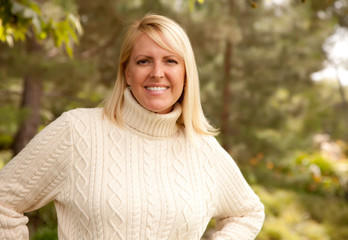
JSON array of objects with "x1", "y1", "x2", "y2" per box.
[{"x1": 145, "y1": 86, "x2": 169, "y2": 91}]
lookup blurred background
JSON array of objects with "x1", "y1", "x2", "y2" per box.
[{"x1": 1, "y1": 0, "x2": 348, "y2": 239}]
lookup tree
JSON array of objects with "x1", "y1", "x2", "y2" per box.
[{"x1": 0, "y1": 0, "x2": 82, "y2": 154}]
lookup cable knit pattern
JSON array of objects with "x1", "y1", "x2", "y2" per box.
[
  {"x1": 173, "y1": 135, "x2": 193, "y2": 239},
  {"x1": 108, "y1": 126, "x2": 126, "y2": 239},
  {"x1": 0, "y1": 89, "x2": 264, "y2": 240}
]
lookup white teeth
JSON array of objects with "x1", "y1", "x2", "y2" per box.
[{"x1": 146, "y1": 87, "x2": 168, "y2": 91}]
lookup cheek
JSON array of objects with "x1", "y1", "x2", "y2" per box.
[
  {"x1": 172, "y1": 67, "x2": 185, "y2": 82},
  {"x1": 126, "y1": 70, "x2": 138, "y2": 86},
  {"x1": 126, "y1": 67, "x2": 147, "y2": 86}
]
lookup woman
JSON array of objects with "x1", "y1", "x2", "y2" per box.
[{"x1": 0, "y1": 14, "x2": 264, "y2": 239}]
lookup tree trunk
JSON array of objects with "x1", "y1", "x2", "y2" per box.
[
  {"x1": 12, "y1": 76, "x2": 42, "y2": 155},
  {"x1": 221, "y1": 39, "x2": 233, "y2": 151},
  {"x1": 11, "y1": 33, "x2": 43, "y2": 156}
]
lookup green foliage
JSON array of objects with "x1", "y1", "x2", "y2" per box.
[
  {"x1": 255, "y1": 186, "x2": 348, "y2": 240},
  {"x1": 246, "y1": 148, "x2": 347, "y2": 198},
  {"x1": 50, "y1": 13, "x2": 82, "y2": 57},
  {"x1": 188, "y1": 0, "x2": 204, "y2": 11},
  {"x1": 26, "y1": 202, "x2": 58, "y2": 240},
  {"x1": 0, "y1": 150, "x2": 11, "y2": 169},
  {"x1": 31, "y1": 227, "x2": 58, "y2": 240},
  {"x1": 296, "y1": 152, "x2": 335, "y2": 175},
  {"x1": 0, "y1": 105, "x2": 26, "y2": 148},
  {"x1": 291, "y1": 153, "x2": 342, "y2": 196},
  {"x1": 0, "y1": 0, "x2": 82, "y2": 57}
]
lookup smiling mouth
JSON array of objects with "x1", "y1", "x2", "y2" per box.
[{"x1": 145, "y1": 86, "x2": 169, "y2": 91}]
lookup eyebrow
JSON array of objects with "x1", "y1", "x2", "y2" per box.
[{"x1": 134, "y1": 54, "x2": 179, "y2": 59}]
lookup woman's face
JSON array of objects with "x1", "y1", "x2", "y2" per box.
[{"x1": 125, "y1": 34, "x2": 185, "y2": 114}]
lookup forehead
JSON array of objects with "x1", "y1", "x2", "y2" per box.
[{"x1": 131, "y1": 33, "x2": 178, "y2": 56}]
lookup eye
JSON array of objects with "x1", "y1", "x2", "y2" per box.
[
  {"x1": 167, "y1": 59, "x2": 178, "y2": 64},
  {"x1": 136, "y1": 59, "x2": 150, "y2": 65}
]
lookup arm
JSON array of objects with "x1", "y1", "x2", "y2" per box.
[
  {"x1": 209, "y1": 138, "x2": 264, "y2": 240},
  {"x1": 0, "y1": 112, "x2": 73, "y2": 240}
]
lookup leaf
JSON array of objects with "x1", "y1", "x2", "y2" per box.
[
  {"x1": 38, "y1": 31, "x2": 47, "y2": 40},
  {"x1": 3, "y1": 0, "x2": 82, "y2": 56},
  {"x1": 32, "y1": 15, "x2": 41, "y2": 33},
  {"x1": 6, "y1": 34, "x2": 14, "y2": 47},
  {"x1": 23, "y1": 8, "x2": 37, "y2": 19},
  {"x1": 28, "y1": 1, "x2": 41, "y2": 14},
  {"x1": 68, "y1": 13, "x2": 83, "y2": 36},
  {"x1": 0, "y1": 23, "x2": 6, "y2": 42},
  {"x1": 64, "y1": 40, "x2": 73, "y2": 58}
]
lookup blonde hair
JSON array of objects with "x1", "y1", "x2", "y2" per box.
[{"x1": 103, "y1": 14, "x2": 218, "y2": 139}]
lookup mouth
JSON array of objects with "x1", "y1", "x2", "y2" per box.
[{"x1": 145, "y1": 86, "x2": 169, "y2": 91}]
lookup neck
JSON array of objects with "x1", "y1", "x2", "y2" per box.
[{"x1": 122, "y1": 89, "x2": 182, "y2": 137}]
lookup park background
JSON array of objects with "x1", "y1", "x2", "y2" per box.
[{"x1": 1, "y1": 0, "x2": 348, "y2": 239}]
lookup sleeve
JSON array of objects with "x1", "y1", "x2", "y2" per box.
[
  {"x1": 0, "y1": 112, "x2": 73, "y2": 240},
  {"x1": 209, "y1": 138, "x2": 265, "y2": 240}
]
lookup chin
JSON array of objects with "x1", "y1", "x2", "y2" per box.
[
  {"x1": 144, "y1": 102, "x2": 172, "y2": 114},
  {"x1": 149, "y1": 106, "x2": 171, "y2": 114}
]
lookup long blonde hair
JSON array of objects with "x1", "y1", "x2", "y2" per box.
[{"x1": 103, "y1": 14, "x2": 218, "y2": 139}]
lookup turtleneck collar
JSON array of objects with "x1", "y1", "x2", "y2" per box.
[{"x1": 122, "y1": 88, "x2": 182, "y2": 137}]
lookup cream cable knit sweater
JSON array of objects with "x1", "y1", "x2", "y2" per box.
[{"x1": 0, "y1": 89, "x2": 264, "y2": 240}]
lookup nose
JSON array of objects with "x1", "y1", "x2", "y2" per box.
[{"x1": 150, "y1": 63, "x2": 164, "y2": 78}]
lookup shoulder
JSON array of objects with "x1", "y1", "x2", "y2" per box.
[
  {"x1": 194, "y1": 135, "x2": 230, "y2": 158},
  {"x1": 51, "y1": 108, "x2": 105, "y2": 133},
  {"x1": 62, "y1": 108, "x2": 104, "y2": 123},
  {"x1": 64, "y1": 107, "x2": 103, "y2": 118},
  {"x1": 198, "y1": 135, "x2": 224, "y2": 151}
]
